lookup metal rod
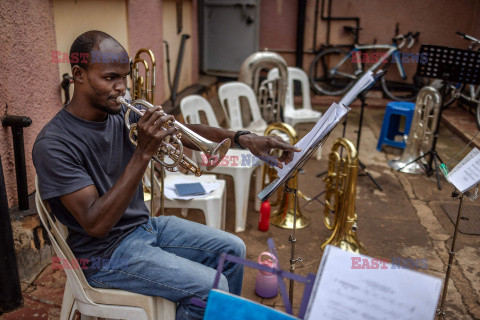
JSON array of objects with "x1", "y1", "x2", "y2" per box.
[
  {"x1": 295, "y1": 0, "x2": 307, "y2": 68},
  {"x1": 289, "y1": 187, "x2": 299, "y2": 306},
  {"x1": 171, "y1": 34, "x2": 190, "y2": 107},
  {"x1": 2, "y1": 115, "x2": 32, "y2": 210},
  {"x1": 0, "y1": 155, "x2": 23, "y2": 312},
  {"x1": 437, "y1": 193, "x2": 464, "y2": 319}
]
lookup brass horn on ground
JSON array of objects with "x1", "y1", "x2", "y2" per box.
[
  {"x1": 262, "y1": 122, "x2": 310, "y2": 229},
  {"x1": 238, "y1": 51, "x2": 288, "y2": 124},
  {"x1": 322, "y1": 138, "x2": 364, "y2": 253},
  {"x1": 388, "y1": 86, "x2": 442, "y2": 173}
]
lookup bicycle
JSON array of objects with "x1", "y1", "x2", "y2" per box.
[
  {"x1": 308, "y1": 26, "x2": 423, "y2": 101},
  {"x1": 441, "y1": 31, "x2": 480, "y2": 129}
]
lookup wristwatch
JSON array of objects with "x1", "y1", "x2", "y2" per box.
[{"x1": 234, "y1": 131, "x2": 251, "y2": 149}]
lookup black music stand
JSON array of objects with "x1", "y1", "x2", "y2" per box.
[
  {"x1": 307, "y1": 72, "x2": 385, "y2": 208},
  {"x1": 398, "y1": 45, "x2": 480, "y2": 189}
]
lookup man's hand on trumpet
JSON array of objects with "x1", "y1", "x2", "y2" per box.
[{"x1": 135, "y1": 105, "x2": 177, "y2": 160}]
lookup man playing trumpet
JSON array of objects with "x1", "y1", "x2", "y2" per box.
[{"x1": 33, "y1": 30, "x2": 299, "y2": 320}]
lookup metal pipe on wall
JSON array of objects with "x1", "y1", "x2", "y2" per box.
[
  {"x1": 295, "y1": 0, "x2": 307, "y2": 68},
  {"x1": 0, "y1": 154, "x2": 23, "y2": 313},
  {"x1": 2, "y1": 115, "x2": 32, "y2": 211}
]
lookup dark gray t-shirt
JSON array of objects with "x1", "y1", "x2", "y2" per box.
[{"x1": 32, "y1": 106, "x2": 149, "y2": 277}]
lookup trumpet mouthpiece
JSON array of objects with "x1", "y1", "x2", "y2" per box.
[{"x1": 116, "y1": 96, "x2": 127, "y2": 105}]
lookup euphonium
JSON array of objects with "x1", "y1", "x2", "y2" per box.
[
  {"x1": 117, "y1": 97, "x2": 231, "y2": 176},
  {"x1": 132, "y1": 48, "x2": 156, "y2": 102},
  {"x1": 388, "y1": 86, "x2": 442, "y2": 174},
  {"x1": 131, "y1": 48, "x2": 157, "y2": 215},
  {"x1": 322, "y1": 138, "x2": 364, "y2": 253},
  {"x1": 239, "y1": 51, "x2": 288, "y2": 124},
  {"x1": 262, "y1": 122, "x2": 310, "y2": 229}
]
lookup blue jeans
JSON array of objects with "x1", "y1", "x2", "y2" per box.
[{"x1": 86, "y1": 216, "x2": 246, "y2": 320}]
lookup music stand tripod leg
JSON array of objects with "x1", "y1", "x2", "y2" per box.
[{"x1": 437, "y1": 192, "x2": 464, "y2": 319}]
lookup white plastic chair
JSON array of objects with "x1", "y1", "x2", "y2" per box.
[
  {"x1": 268, "y1": 67, "x2": 323, "y2": 160},
  {"x1": 268, "y1": 67, "x2": 322, "y2": 127},
  {"x1": 34, "y1": 176, "x2": 176, "y2": 320},
  {"x1": 218, "y1": 82, "x2": 267, "y2": 136},
  {"x1": 144, "y1": 162, "x2": 227, "y2": 230},
  {"x1": 180, "y1": 95, "x2": 261, "y2": 232}
]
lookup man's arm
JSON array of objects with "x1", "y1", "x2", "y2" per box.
[
  {"x1": 182, "y1": 124, "x2": 300, "y2": 168},
  {"x1": 60, "y1": 107, "x2": 176, "y2": 238}
]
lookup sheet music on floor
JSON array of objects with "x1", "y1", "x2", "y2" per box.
[
  {"x1": 445, "y1": 147, "x2": 480, "y2": 193},
  {"x1": 305, "y1": 246, "x2": 442, "y2": 320}
]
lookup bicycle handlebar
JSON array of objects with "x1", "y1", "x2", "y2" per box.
[{"x1": 456, "y1": 31, "x2": 480, "y2": 44}]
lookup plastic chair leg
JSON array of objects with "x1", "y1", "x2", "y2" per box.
[
  {"x1": 181, "y1": 208, "x2": 188, "y2": 218},
  {"x1": 204, "y1": 198, "x2": 222, "y2": 230},
  {"x1": 60, "y1": 281, "x2": 75, "y2": 320},
  {"x1": 233, "y1": 172, "x2": 252, "y2": 232}
]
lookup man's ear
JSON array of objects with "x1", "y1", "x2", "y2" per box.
[{"x1": 72, "y1": 65, "x2": 86, "y2": 84}]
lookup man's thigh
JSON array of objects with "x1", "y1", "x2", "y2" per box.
[
  {"x1": 87, "y1": 221, "x2": 229, "y2": 303},
  {"x1": 149, "y1": 215, "x2": 246, "y2": 266}
]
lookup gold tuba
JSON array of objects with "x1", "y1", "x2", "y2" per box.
[
  {"x1": 131, "y1": 49, "x2": 158, "y2": 215},
  {"x1": 322, "y1": 138, "x2": 364, "y2": 253},
  {"x1": 262, "y1": 122, "x2": 310, "y2": 229},
  {"x1": 388, "y1": 86, "x2": 442, "y2": 174},
  {"x1": 132, "y1": 48, "x2": 156, "y2": 103},
  {"x1": 238, "y1": 51, "x2": 288, "y2": 124}
]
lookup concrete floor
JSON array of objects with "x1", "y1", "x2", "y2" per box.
[{"x1": 1, "y1": 101, "x2": 479, "y2": 320}]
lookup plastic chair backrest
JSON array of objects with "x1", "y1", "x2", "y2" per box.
[
  {"x1": 180, "y1": 95, "x2": 220, "y2": 127},
  {"x1": 218, "y1": 82, "x2": 263, "y2": 131},
  {"x1": 268, "y1": 67, "x2": 313, "y2": 112},
  {"x1": 35, "y1": 176, "x2": 95, "y2": 306}
]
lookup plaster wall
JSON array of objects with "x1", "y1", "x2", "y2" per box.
[
  {"x1": 127, "y1": 0, "x2": 166, "y2": 105},
  {"x1": 52, "y1": 0, "x2": 130, "y2": 101},
  {"x1": 161, "y1": 0, "x2": 197, "y2": 100},
  {"x1": 0, "y1": 0, "x2": 62, "y2": 208},
  {"x1": 260, "y1": 0, "x2": 480, "y2": 73}
]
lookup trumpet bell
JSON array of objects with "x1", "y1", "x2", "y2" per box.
[{"x1": 204, "y1": 138, "x2": 231, "y2": 170}]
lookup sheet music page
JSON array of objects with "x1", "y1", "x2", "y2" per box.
[
  {"x1": 305, "y1": 246, "x2": 442, "y2": 320},
  {"x1": 339, "y1": 71, "x2": 375, "y2": 107},
  {"x1": 275, "y1": 102, "x2": 349, "y2": 179},
  {"x1": 447, "y1": 148, "x2": 480, "y2": 193},
  {"x1": 448, "y1": 147, "x2": 479, "y2": 176}
]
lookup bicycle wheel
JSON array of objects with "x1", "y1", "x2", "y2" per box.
[
  {"x1": 442, "y1": 82, "x2": 463, "y2": 108},
  {"x1": 308, "y1": 48, "x2": 358, "y2": 96},
  {"x1": 381, "y1": 65, "x2": 425, "y2": 101}
]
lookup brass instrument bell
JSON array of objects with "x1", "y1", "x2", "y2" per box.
[{"x1": 262, "y1": 122, "x2": 310, "y2": 229}]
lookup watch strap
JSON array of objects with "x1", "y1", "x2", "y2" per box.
[{"x1": 234, "y1": 131, "x2": 251, "y2": 149}]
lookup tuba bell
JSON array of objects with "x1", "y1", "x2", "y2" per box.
[
  {"x1": 388, "y1": 86, "x2": 442, "y2": 174},
  {"x1": 262, "y1": 122, "x2": 310, "y2": 229},
  {"x1": 239, "y1": 51, "x2": 288, "y2": 124},
  {"x1": 322, "y1": 138, "x2": 364, "y2": 253}
]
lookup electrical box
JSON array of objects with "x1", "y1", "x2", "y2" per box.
[{"x1": 199, "y1": 0, "x2": 259, "y2": 77}]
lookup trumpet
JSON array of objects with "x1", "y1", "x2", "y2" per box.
[{"x1": 116, "y1": 97, "x2": 231, "y2": 176}]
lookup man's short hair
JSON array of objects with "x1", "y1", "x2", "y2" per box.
[{"x1": 69, "y1": 30, "x2": 125, "y2": 70}]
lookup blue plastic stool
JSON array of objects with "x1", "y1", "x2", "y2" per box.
[{"x1": 376, "y1": 101, "x2": 415, "y2": 151}]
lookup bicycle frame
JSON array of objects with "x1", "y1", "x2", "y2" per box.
[{"x1": 329, "y1": 44, "x2": 406, "y2": 80}]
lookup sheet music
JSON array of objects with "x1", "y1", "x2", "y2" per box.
[
  {"x1": 257, "y1": 71, "x2": 376, "y2": 202},
  {"x1": 305, "y1": 246, "x2": 442, "y2": 320},
  {"x1": 275, "y1": 102, "x2": 349, "y2": 179},
  {"x1": 447, "y1": 147, "x2": 480, "y2": 193},
  {"x1": 339, "y1": 71, "x2": 375, "y2": 107}
]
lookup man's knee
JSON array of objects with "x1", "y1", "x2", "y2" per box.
[
  {"x1": 228, "y1": 235, "x2": 246, "y2": 259},
  {"x1": 217, "y1": 274, "x2": 229, "y2": 292}
]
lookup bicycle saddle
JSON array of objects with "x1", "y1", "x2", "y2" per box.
[{"x1": 343, "y1": 26, "x2": 362, "y2": 34}]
